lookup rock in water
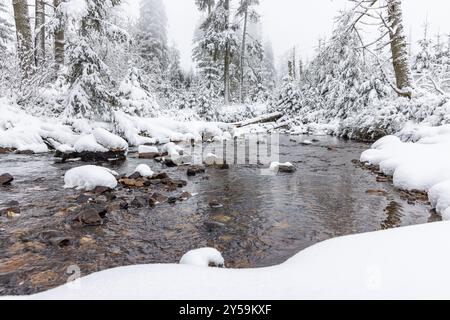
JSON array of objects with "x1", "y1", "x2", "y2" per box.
[
  {"x1": 138, "y1": 145, "x2": 160, "y2": 159},
  {"x1": 77, "y1": 209, "x2": 103, "y2": 226},
  {"x1": 0, "y1": 173, "x2": 14, "y2": 186},
  {"x1": 187, "y1": 165, "x2": 206, "y2": 176}
]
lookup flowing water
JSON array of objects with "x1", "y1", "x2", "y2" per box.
[{"x1": 0, "y1": 135, "x2": 436, "y2": 295}]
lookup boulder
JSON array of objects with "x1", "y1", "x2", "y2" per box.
[{"x1": 187, "y1": 165, "x2": 206, "y2": 176}]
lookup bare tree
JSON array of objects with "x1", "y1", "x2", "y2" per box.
[
  {"x1": 13, "y1": 0, "x2": 34, "y2": 79},
  {"x1": 35, "y1": 0, "x2": 46, "y2": 66},
  {"x1": 223, "y1": 0, "x2": 230, "y2": 105},
  {"x1": 386, "y1": 0, "x2": 413, "y2": 97},
  {"x1": 53, "y1": 0, "x2": 65, "y2": 70},
  {"x1": 237, "y1": 0, "x2": 260, "y2": 103}
]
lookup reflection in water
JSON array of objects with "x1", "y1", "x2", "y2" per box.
[{"x1": 0, "y1": 135, "x2": 434, "y2": 295}]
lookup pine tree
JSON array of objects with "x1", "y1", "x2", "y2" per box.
[
  {"x1": 236, "y1": 0, "x2": 260, "y2": 103},
  {"x1": 137, "y1": 0, "x2": 169, "y2": 76},
  {"x1": 64, "y1": 0, "x2": 126, "y2": 120},
  {"x1": 412, "y1": 22, "x2": 433, "y2": 74},
  {"x1": 0, "y1": 1, "x2": 13, "y2": 53}
]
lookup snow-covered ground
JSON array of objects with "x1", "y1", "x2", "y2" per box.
[
  {"x1": 12, "y1": 221, "x2": 450, "y2": 300},
  {"x1": 361, "y1": 124, "x2": 450, "y2": 220}
]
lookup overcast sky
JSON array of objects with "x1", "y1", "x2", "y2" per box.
[{"x1": 127, "y1": 0, "x2": 450, "y2": 71}]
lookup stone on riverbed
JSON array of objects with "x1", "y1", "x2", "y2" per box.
[
  {"x1": 0, "y1": 173, "x2": 14, "y2": 186},
  {"x1": 138, "y1": 145, "x2": 160, "y2": 159},
  {"x1": 269, "y1": 162, "x2": 296, "y2": 173},
  {"x1": 76, "y1": 204, "x2": 108, "y2": 226},
  {"x1": 187, "y1": 165, "x2": 206, "y2": 176}
]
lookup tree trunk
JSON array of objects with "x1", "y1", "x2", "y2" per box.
[
  {"x1": 13, "y1": 0, "x2": 33, "y2": 79},
  {"x1": 35, "y1": 0, "x2": 46, "y2": 67},
  {"x1": 223, "y1": 0, "x2": 230, "y2": 105},
  {"x1": 53, "y1": 0, "x2": 65, "y2": 70},
  {"x1": 239, "y1": 7, "x2": 248, "y2": 103},
  {"x1": 387, "y1": 0, "x2": 413, "y2": 98}
]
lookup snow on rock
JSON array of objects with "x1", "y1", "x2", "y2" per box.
[
  {"x1": 361, "y1": 125, "x2": 450, "y2": 220},
  {"x1": 204, "y1": 153, "x2": 222, "y2": 166},
  {"x1": 179, "y1": 248, "x2": 225, "y2": 268},
  {"x1": 269, "y1": 162, "x2": 296, "y2": 173},
  {"x1": 92, "y1": 128, "x2": 128, "y2": 152},
  {"x1": 74, "y1": 135, "x2": 108, "y2": 153},
  {"x1": 24, "y1": 222, "x2": 450, "y2": 299},
  {"x1": 64, "y1": 165, "x2": 118, "y2": 191},
  {"x1": 134, "y1": 164, "x2": 154, "y2": 178},
  {"x1": 138, "y1": 145, "x2": 159, "y2": 154}
]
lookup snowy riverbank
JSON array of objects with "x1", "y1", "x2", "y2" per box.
[
  {"x1": 361, "y1": 124, "x2": 450, "y2": 220},
  {"x1": 0, "y1": 98, "x2": 233, "y2": 154},
  {"x1": 15, "y1": 221, "x2": 450, "y2": 300}
]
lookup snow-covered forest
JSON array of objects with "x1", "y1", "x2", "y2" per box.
[
  {"x1": 0, "y1": 0, "x2": 448, "y2": 137},
  {"x1": 2, "y1": 0, "x2": 450, "y2": 300}
]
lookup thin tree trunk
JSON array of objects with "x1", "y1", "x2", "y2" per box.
[
  {"x1": 387, "y1": 0, "x2": 413, "y2": 98},
  {"x1": 239, "y1": 7, "x2": 248, "y2": 103},
  {"x1": 53, "y1": 0, "x2": 65, "y2": 71},
  {"x1": 223, "y1": 0, "x2": 230, "y2": 105},
  {"x1": 35, "y1": 0, "x2": 46, "y2": 67},
  {"x1": 13, "y1": 0, "x2": 33, "y2": 79}
]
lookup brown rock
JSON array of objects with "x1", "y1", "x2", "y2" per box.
[
  {"x1": 0, "y1": 173, "x2": 14, "y2": 186},
  {"x1": 187, "y1": 165, "x2": 206, "y2": 176},
  {"x1": 151, "y1": 193, "x2": 168, "y2": 204},
  {"x1": 78, "y1": 209, "x2": 103, "y2": 226}
]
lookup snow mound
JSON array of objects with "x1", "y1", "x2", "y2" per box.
[
  {"x1": 179, "y1": 248, "x2": 225, "y2": 268},
  {"x1": 134, "y1": 164, "x2": 154, "y2": 178},
  {"x1": 64, "y1": 165, "x2": 118, "y2": 191},
  {"x1": 361, "y1": 125, "x2": 450, "y2": 220},
  {"x1": 270, "y1": 162, "x2": 295, "y2": 171}
]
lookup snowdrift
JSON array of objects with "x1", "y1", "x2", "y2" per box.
[{"x1": 22, "y1": 221, "x2": 450, "y2": 300}]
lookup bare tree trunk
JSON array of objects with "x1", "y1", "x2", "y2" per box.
[
  {"x1": 35, "y1": 0, "x2": 46, "y2": 66},
  {"x1": 53, "y1": 0, "x2": 65, "y2": 71},
  {"x1": 223, "y1": 0, "x2": 230, "y2": 105},
  {"x1": 239, "y1": 6, "x2": 248, "y2": 103},
  {"x1": 387, "y1": 0, "x2": 413, "y2": 98},
  {"x1": 13, "y1": 0, "x2": 33, "y2": 79}
]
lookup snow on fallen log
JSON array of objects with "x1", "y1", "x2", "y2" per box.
[{"x1": 234, "y1": 111, "x2": 283, "y2": 128}]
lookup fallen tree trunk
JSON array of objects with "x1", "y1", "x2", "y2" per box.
[{"x1": 235, "y1": 112, "x2": 284, "y2": 128}]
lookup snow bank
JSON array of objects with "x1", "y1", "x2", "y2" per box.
[
  {"x1": 64, "y1": 165, "x2": 118, "y2": 191},
  {"x1": 25, "y1": 222, "x2": 450, "y2": 300},
  {"x1": 361, "y1": 125, "x2": 450, "y2": 219},
  {"x1": 179, "y1": 248, "x2": 225, "y2": 268},
  {"x1": 113, "y1": 111, "x2": 233, "y2": 147}
]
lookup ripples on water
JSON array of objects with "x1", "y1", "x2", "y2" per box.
[{"x1": 0, "y1": 135, "x2": 434, "y2": 295}]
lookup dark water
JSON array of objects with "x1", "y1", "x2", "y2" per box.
[{"x1": 0, "y1": 135, "x2": 435, "y2": 295}]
